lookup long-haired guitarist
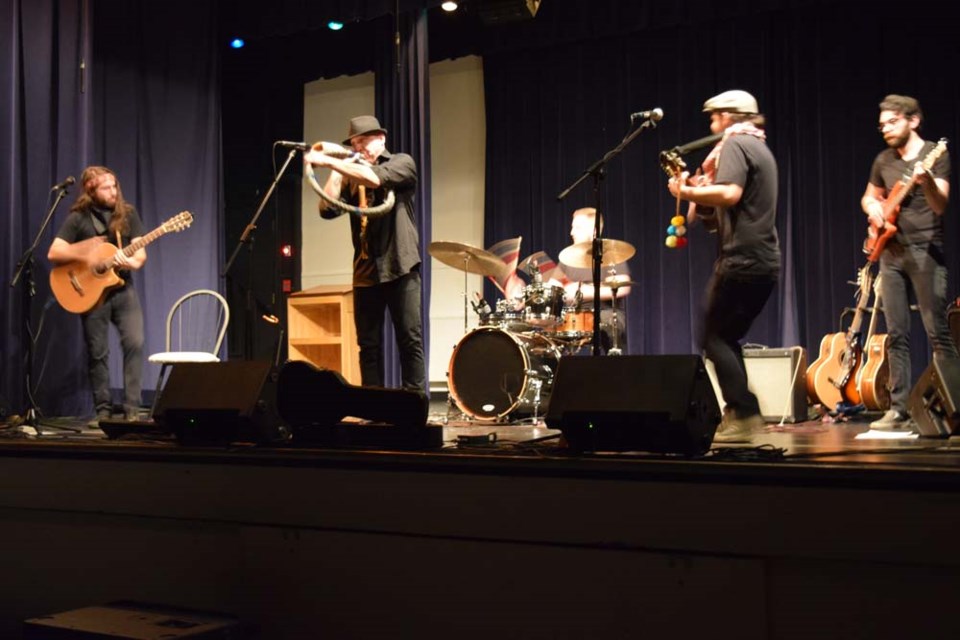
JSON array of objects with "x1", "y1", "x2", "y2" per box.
[
  {"x1": 860, "y1": 94, "x2": 958, "y2": 430},
  {"x1": 47, "y1": 166, "x2": 146, "y2": 423}
]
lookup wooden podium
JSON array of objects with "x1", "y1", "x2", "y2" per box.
[{"x1": 286, "y1": 284, "x2": 360, "y2": 385}]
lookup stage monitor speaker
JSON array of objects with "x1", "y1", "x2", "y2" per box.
[
  {"x1": 544, "y1": 355, "x2": 720, "y2": 455},
  {"x1": 706, "y1": 347, "x2": 808, "y2": 423},
  {"x1": 479, "y1": 0, "x2": 541, "y2": 25},
  {"x1": 155, "y1": 360, "x2": 288, "y2": 445},
  {"x1": 908, "y1": 357, "x2": 960, "y2": 437}
]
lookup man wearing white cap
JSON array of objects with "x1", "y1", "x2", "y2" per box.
[
  {"x1": 666, "y1": 90, "x2": 780, "y2": 442},
  {"x1": 305, "y1": 116, "x2": 426, "y2": 392}
]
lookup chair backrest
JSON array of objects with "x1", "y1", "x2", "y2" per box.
[{"x1": 165, "y1": 289, "x2": 230, "y2": 357}]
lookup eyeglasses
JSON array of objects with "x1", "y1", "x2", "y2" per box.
[{"x1": 878, "y1": 116, "x2": 903, "y2": 132}]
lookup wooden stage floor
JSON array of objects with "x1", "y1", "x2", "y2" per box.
[{"x1": 2, "y1": 403, "x2": 958, "y2": 476}]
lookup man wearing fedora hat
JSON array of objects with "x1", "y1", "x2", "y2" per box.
[
  {"x1": 305, "y1": 115, "x2": 426, "y2": 392},
  {"x1": 666, "y1": 90, "x2": 780, "y2": 443}
]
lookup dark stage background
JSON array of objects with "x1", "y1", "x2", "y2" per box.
[{"x1": 2, "y1": 0, "x2": 958, "y2": 417}]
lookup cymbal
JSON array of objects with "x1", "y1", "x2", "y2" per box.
[
  {"x1": 559, "y1": 239, "x2": 636, "y2": 269},
  {"x1": 602, "y1": 274, "x2": 640, "y2": 288},
  {"x1": 428, "y1": 241, "x2": 508, "y2": 278}
]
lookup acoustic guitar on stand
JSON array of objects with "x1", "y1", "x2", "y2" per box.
[
  {"x1": 50, "y1": 211, "x2": 193, "y2": 314},
  {"x1": 862, "y1": 138, "x2": 948, "y2": 261},
  {"x1": 856, "y1": 274, "x2": 891, "y2": 411},
  {"x1": 806, "y1": 263, "x2": 874, "y2": 410}
]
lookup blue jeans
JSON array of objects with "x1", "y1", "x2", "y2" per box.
[
  {"x1": 879, "y1": 242, "x2": 959, "y2": 412},
  {"x1": 353, "y1": 270, "x2": 426, "y2": 391},
  {"x1": 702, "y1": 271, "x2": 776, "y2": 418},
  {"x1": 81, "y1": 285, "x2": 144, "y2": 413}
]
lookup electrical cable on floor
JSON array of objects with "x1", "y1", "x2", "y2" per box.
[{"x1": 707, "y1": 444, "x2": 787, "y2": 462}]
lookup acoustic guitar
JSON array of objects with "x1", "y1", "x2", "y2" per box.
[
  {"x1": 863, "y1": 138, "x2": 948, "y2": 262},
  {"x1": 50, "y1": 211, "x2": 193, "y2": 314},
  {"x1": 856, "y1": 274, "x2": 891, "y2": 411},
  {"x1": 806, "y1": 263, "x2": 873, "y2": 410}
]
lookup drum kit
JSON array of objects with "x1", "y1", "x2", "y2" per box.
[{"x1": 429, "y1": 238, "x2": 638, "y2": 423}]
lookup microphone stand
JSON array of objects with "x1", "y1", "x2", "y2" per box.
[
  {"x1": 222, "y1": 147, "x2": 299, "y2": 361},
  {"x1": 9, "y1": 186, "x2": 82, "y2": 434},
  {"x1": 557, "y1": 117, "x2": 658, "y2": 356}
]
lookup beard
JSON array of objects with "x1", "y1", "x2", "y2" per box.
[
  {"x1": 884, "y1": 130, "x2": 910, "y2": 149},
  {"x1": 92, "y1": 193, "x2": 116, "y2": 209}
]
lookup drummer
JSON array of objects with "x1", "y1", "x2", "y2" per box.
[{"x1": 558, "y1": 207, "x2": 631, "y2": 354}]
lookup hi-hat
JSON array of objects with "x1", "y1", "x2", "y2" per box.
[
  {"x1": 559, "y1": 239, "x2": 636, "y2": 269},
  {"x1": 428, "y1": 241, "x2": 508, "y2": 279},
  {"x1": 602, "y1": 274, "x2": 640, "y2": 288}
]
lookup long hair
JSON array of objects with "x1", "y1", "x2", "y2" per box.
[{"x1": 70, "y1": 166, "x2": 134, "y2": 236}]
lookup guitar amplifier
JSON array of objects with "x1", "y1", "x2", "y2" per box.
[{"x1": 705, "y1": 346, "x2": 808, "y2": 423}]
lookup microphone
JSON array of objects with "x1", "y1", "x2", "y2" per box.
[
  {"x1": 630, "y1": 108, "x2": 664, "y2": 123},
  {"x1": 674, "y1": 132, "x2": 724, "y2": 155},
  {"x1": 275, "y1": 140, "x2": 310, "y2": 151},
  {"x1": 51, "y1": 176, "x2": 75, "y2": 191}
]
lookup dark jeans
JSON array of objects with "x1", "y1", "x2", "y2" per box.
[
  {"x1": 702, "y1": 271, "x2": 776, "y2": 418},
  {"x1": 81, "y1": 285, "x2": 144, "y2": 413},
  {"x1": 880, "y1": 242, "x2": 959, "y2": 412},
  {"x1": 354, "y1": 270, "x2": 426, "y2": 391}
]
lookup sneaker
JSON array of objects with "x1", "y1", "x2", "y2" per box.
[
  {"x1": 870, "y1": 409, "x2": 911, "y2": 431},
  {"x1": 714, "y1": 412, "x2": 763, "y2": 443},
  {"x1": 124, "y1": 406, "x2": 141, "y2": 422},
  {"x1": 88, "y1": 407, "x2": 111, "y2": 428}
]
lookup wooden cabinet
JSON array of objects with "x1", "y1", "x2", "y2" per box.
[{"x1": 286, "y1": 284, "x2": 360, "y2": 385}]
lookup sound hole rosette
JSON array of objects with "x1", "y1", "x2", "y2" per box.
[{"x1": 448, "y1": 327, "x2": 559, "y2": 421}]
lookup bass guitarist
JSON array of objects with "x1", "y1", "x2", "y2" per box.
[
  {"x1": 47, "y1": 166, "x2": 146, "y2": 423},
  {"x1": 860, "y1": 95, "x2": 958, "y2": 430}
]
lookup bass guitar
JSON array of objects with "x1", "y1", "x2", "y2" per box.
[
  {"x1": 806, "y1": 263, "x2": 873, "y2": 410},
  {"x1": 863, "y1": 138, "x2": 948, "y2": 262},
  {"x1": 50, "y1": 211, "x2": 193, "y2": 314},
  {"x1": 857, "y1": 274, "x2": 891, "y2": 411}
]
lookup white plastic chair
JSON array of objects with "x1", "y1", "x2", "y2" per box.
[{"x1": 148, "y1": 289, "x2": 229, "y2": 418}]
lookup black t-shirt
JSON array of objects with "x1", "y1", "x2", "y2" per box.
[
  {"x1": 55, "y1": 205, "x2": 145, "y2": 280},
  {"x1": 713, "y1": 135, "x2": 781, "y2": 277},
  {"x1": 868, "y1": 139, "x2": 950, "y2": 247}
]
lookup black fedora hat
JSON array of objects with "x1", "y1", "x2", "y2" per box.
[{"x1": 342, "y1": 115, "x2": 387, "y2": 145}]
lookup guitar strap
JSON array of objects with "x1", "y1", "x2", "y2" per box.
[{"x1": 89, "y1": 210, "x2": 107, "y2": 235}]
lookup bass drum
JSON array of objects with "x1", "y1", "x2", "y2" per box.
[{"x1": 448, "y1": 327, "x2": 560, "y2": 421}]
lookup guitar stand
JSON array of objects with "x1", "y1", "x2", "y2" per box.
[{"x1": 832, "y1": 401, "x2": 866, "y2": 420}]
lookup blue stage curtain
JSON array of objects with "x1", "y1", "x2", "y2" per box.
[{"x1": 374, "y1": 9, "x2": 432, "y2": 391}]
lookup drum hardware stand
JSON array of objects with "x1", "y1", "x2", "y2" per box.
[
  {"x1": 608, "y1": 279, "x2": 624, "y2": 356},
  {"x1": 10, "y1": 183, "x2": 82, "y2": 435},
  {"x1": 557, "y1": 114, "x2": 657, "y2": 356}
]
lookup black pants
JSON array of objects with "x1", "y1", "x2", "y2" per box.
[
  {"x1": 81, "y1": 285, "x2": 144, "y2": 414},
  {"x1": 879, "y1": 242, "x2": 959, "y2": 413},
  {"x1": 354, "y1": 270, "x2": 426, "y2": 391},
  {"x1": 702, "y1": 271, "x2": 776, "y2": 418}
]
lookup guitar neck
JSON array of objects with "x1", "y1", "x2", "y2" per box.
[{"x1": 108, "y1": 226, "x2": 167, "y2": 266}]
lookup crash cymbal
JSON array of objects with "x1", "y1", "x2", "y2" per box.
[
  {"x1": 558, "y1": 239, "x2": 636, "y2": 269},
  {"x1": 428, "y1": 241, "x2": 508, "y2": 278}
]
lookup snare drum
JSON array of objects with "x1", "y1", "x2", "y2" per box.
[
  {"x1": 522, "y1": 283, "x2": 566, "y2": 327},
  {"x1": 448, "y1": 327, "x2": 560, "y2": 421},
  {"x1": 555, "y1": 307, "x2": 595, "y2": 340},
  {"x1": 485, "y1": 298, "x2": 532, "y2": 333}
]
